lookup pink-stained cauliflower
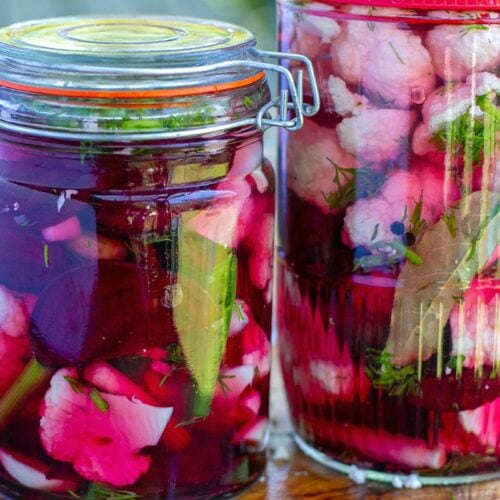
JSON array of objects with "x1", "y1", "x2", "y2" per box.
[
  {"x1": 329, "y1": 76, "x2": 417, "y2": 163},
  {"x1": 331, "y1": 7, "x2": 435, "y2": 108},
  {"x1": 40, "y1": 368, "x2": 173, "y2": 487},
  {"x1": 225, "y1": 301, "x2": 271, "y2": 378},
  {"x1": 0, "y1": 448, "x2": 77, "y2": 493},
  {"x1": 290, "y1": 2, "x2": 340, "y2": 60},
  {"x1": 0, "y1": 285, "x2": 30, "y2": 396},
  {"x1": 247, "y1": 212, "x2": 274, "y2": 301},
  {"x1": 287, "y1": 120, "x2": 357, "y2": 213},
  {"x1": 412, "y1": 72, "x2": 499, "y2": 187},
  {"x1": 450, "y1": 276, "x2": 499, "y2": 370},
  {"x1": 422, "y1": 72, "x2": 500, "y2": 133},
  {"x1": 343, "y1": 162, "x2": 453, "y2": 249},
  {"x1": 425, "y1": 11, "x2": 500, "y2": 81},
  {"x1": 459, "y1": 397, "x2": 500, "y2": 454}
]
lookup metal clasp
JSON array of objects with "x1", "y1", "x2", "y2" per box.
[{"x1": 250, "y1": 48, "x2": 320, "y2": 132}]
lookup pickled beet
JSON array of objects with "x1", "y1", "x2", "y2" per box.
[
  {"x1": 30, "y1": 262, "x2": 152, "y2": 366},
  {"x1": 0, "y1": 219, "x2": 74, "y2": 292}
]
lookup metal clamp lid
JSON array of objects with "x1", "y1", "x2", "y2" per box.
[
  {"x1": 0, "y1": 48, "x2": 319, "y2": 141},
  {"x1": 0, "y1": 16, "x2": 319, "y2": 141}
]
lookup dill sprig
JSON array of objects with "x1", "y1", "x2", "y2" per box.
[
  {"x1": 459, "y1": 24, "x2": 489, "y2": 38},
  {"x1": 408, "y1": 191, "x2": 427, "y2": 238},
  {"x1": 82, "y1": 482, "x2": 140, "y2": 499},
  {"x1": 323, "y1": 159, "x2": 386, "y2": 210},
  {"x1": 431, "y1": 93, "x2": 499, "y2": 167},
  {"x1": 365, "y1": 349, "x2": 421, "y2": 397}
]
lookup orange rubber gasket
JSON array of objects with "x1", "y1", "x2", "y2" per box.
[{"x1": 0, "y1": 71, "x2": 265, "y2": 99}]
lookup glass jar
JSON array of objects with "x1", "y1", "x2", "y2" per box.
[
  {"x1": 277, "y1": 0, "x2": 499, "y2": 486},
  {"x1": 0, "y1": 15, "x2": 317, "y2": 498}
]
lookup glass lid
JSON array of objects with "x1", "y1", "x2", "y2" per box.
[
  {"x1": 0, "y1": 16, "x2": 261, "y2": 95},
  {"x1": 0, "y1": 16, "x2": 256, "y2": 65}
]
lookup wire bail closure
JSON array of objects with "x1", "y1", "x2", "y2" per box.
[{"x1": 0, "y1": 48, "x2": 319, "y2": 141}]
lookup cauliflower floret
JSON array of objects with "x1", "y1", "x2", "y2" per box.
[
  {"x1": 344, "y1": 196, "x2": 398, "y2": 249},
  {"x1": 290, "y1": 2, "x2": 339, "y2": 60},
  {"x1": 40, "y1": 368, "x2": 173, "y2": 487},
  {"x1": 425, "y1": 14, "x2": 500, "y2": 81},
  {"x1": 247, "y1": 212, "x2": 274, "y2": 300},
  {"x1": 363, "y1": 29, "x2": 436, "y2": 108},
  {"x1": 0, "y1": 286, "x2": 30, "y2": 396},
  {"x1": 329, "y1": 76, "x2": 417, "y2": 163},
  {"x1": 450, "y1": 276, "x2": 499, "y2": 369},
  {"x1": 338, "y1": 108, "x2": 417, "y2": 163},
  {"x1": 423, "y1": 72, "x2": 500, "y2": 132},
  {"x1": 459, "y1": 397, "x2": 500, "y2": 453},
  {"x1": 331, "y1": 11, "x2": 435, "y2": 108},
  {"x1": 412, "y1": 72, "x2": 500, "y2": 165},
  {"x1": 344, "y1": 164, "x2": 449, "y2": 249},
  {"x1": 287, "y1": 120, "x2": 356, "y2": 213},
  {"x1": 328, "y1": 76, "x2": 368, "y2": 117}
]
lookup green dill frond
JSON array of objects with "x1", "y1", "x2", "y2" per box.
[{"x1": 365, "y1": 349, "x2": 421, "y2": 397}]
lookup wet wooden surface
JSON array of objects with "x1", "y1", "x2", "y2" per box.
[
  {"x1": 239, "y1": 436, "x2": 500, "y2": 499},
  {"x1": 238, "y1": 354, "x2": 500, "y2": 500}
]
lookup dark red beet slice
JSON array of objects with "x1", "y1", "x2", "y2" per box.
[
  {"x1": 0, "y1": 220, "x2": 74, "y2": 292},
  {"x1": 30, "y1": 262, "x2": 152, "y2": 366}
]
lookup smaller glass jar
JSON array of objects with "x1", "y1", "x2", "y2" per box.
[
  {"x1": 277, "y1": 0, "x2": 499, "y2": 487},
  {"x1": 0, "y1": 16, "x2": 318, "y2": 499}
]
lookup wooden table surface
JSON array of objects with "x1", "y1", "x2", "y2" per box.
[{"x1": 237, "y1": 352, "x2": 500, "y2": 500}]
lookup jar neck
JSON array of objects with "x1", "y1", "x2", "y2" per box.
[{"x1": 0, "y1": 78, "x2": 270, "y2": 141}]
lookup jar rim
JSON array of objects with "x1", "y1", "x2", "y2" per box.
[{"x1": 0, "y1": 15, "x2": 261, "y2": 95}]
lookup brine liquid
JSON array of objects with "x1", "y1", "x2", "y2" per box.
[
  {"x1": 278, "y1": 0, "x2": 499, "y2": 481},
  {"x1": 0, "y1": 133, "x2": 273, "y2": 498}
]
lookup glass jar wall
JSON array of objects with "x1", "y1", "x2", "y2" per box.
[
  {"x1": 0, "y1": 16, "x2": 284, "y2": 498},
  {"x1": 277, "y1": 0, "x2": 499, "y2": 485}
]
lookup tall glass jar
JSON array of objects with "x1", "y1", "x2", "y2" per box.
[
  {"x1": 0, "y1": 15, "x2": 316, "y2": 498},
  {"x1": 277, "y1": 0, "x2": 499, "y2": 486}
]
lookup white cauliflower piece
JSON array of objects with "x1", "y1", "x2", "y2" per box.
[
  {"x1": 301, "y1": 2, "x2": 340, "y2": 43},
  {"x1": 343, "y1": 195, "x2": 397, "y2": 249},
  {"x1": 328, "y1": 76, "x2": 368, "y2": 117},
  {"x1": 331, "y1": 10, "x2": 435, "y2": 108},
  {"x1": 344, "y1": 164, "x2": 448, "y2": 249},
  {"x1": 450, "y1": 277, "x2": 499, "y2": 369},
  {"x1": 412, "y1": 72, "x2": 500, "y2": 157},
  {"x1": 363, "y1": 29, "x2": 436, "y2": 108},
  {"x1": 423, "y1": 72, "x2": 500, "y2": 132},
  {"x1": 338, "y1": 108, "x2": 417, "y2": 163},
  {"x1": 290, "y1": 2, "x2": 340, "y2": 59},
  {"x1": 287, "y1": 120, "x2": 356, "y2": 213},
  {"x1": 425, "y1": 15, "x2": 500, "y2": 81},
  {"x1": 328, "y1": 76, "x2": 417, "y2": 163}
]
